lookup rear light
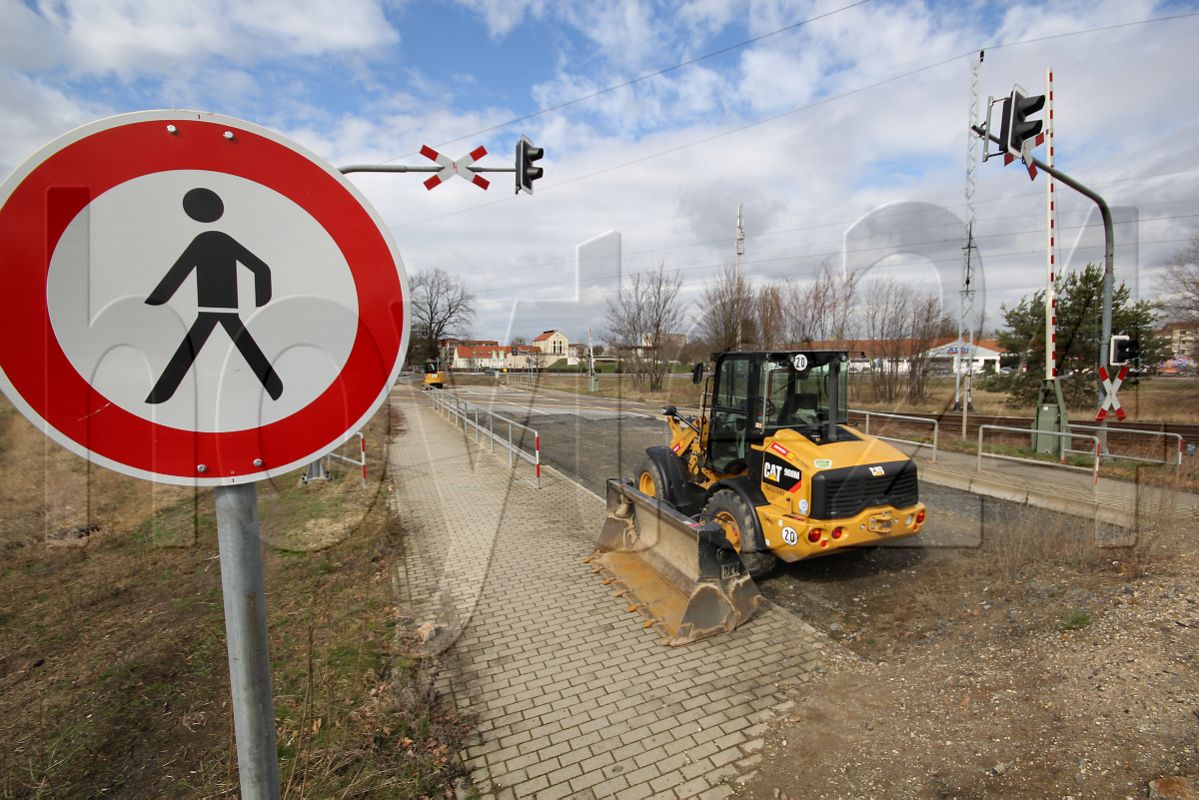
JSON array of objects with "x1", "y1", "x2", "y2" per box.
[
  {"x1": 904, "y1": 515, "x2": 914, "y2": 526},
  {"x1": 916, "y1": 509, "x2": 926, "y2": 524},
  {"x1": 831, "y1": 526, "x2": 845, "y2": 539},
  {"x1": 807, "y1": 528, "x2": 823, "y2": 543}
]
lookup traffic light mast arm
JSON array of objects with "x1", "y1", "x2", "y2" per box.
[
  {"x1": 972, "y1": 123, "x2": 1116, "y2": 394},
  {"x1": 338, "y1": 164, "x2": 516, "y2": 174}
]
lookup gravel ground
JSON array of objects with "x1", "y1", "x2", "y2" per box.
[{"x1": 527, "y1": 411, "x2": 1199, "y2": 798}]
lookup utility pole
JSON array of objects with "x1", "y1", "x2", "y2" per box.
[
  {"x1": 735, "y1": 204, "x2": 745, "y2": 350},
  {"x1": 961, "y1": 224, "x2": 977, "y2": 440},
  {"x1": 587, "y1": 327, "x2": 598, "y2": 392},
  {"x1": 956, "y1": 50, "x2": 982, "y2": 423}
]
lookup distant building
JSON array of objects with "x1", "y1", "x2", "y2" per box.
[
  {"x1": 532, "y1": 329, "x2": 569, "y2": 357},
  {"x1": 1158, "y1": 321, "x2": 1198, "y2": 361},
  {"x1": 798, "y1": 338, "x2": 1005, "y2": 374}
]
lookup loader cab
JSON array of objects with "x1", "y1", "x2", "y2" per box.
[{"x1": 705, "y1": 351, "x2": 849, "y2": 473}]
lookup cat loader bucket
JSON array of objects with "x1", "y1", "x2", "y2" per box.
[{"x1": 586, "y1": 479, "x2": 763, "y2": 646}]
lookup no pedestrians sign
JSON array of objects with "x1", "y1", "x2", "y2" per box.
[{"x1": 0, "y1": 110, "x2": 409, "y2": 485}]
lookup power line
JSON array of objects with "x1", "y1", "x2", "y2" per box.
[
  {"x1": 470, "y1": 235, "x2": 1196, "y2": 298},
  {"x1": 385, "y1": 10, "x2": 1199, "y2": 230},
  {"x1": 383, "y1": 0, "x2": 875, "y2": 162},
  {"x1": 425, "y1": 190, "x2": 1199, "y2": 285}
]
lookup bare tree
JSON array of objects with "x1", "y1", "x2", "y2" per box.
[
  {"x1": 754, "y1": 283, "x2": 786, "y2": 349},
  {"x1": 784, "y1": 261, "x2": 860, "y2": 345},
  {"x1": 410, "y1": 268, "x2": 474, "y2": 364},
  {"x1": 1162, "y1": 235, "x2": 1199, "y2": 321},
  {"x1": 860, "y1": 278, "x2": 951, "y2": 404},
  {"x1": 700, "y1": 265, "x2": 755, "y2": 352},
  {"x1": 604, "y1": 262, "x2": 686, "y2": 391}
]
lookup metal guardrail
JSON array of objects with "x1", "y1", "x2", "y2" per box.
[
  {"x1": 328, "y1": 431, "x2": 367, "y2": 487},
  {"x1": 501, "y1": 371, "x2": 539, "y2": 391},
  {"x1": 977, "y1": 424, "x2": 1101, "y2": 496},
  {"x1": 850, "y1": 409, "x2": 939, "y2": 462},
  {"x1": 1063, "y1": 424, "x2": 1184, "y2": 477},
  {"x1": 429, "y1": 390, "x2": 541, "y2": 489}
]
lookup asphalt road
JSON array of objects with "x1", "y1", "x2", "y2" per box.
[{"x1": 435, "y1": 383, "x2": 1112, "y2": 554}]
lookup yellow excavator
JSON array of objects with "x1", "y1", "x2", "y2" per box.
[{"x1": 589, "y1": 350, "x2": 925, "y2": 644}]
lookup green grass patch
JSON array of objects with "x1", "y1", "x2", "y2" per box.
[{"x1": 1058, "y1": 609, "x2": 1093, "y2": 630}]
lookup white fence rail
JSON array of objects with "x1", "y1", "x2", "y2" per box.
[
  {"x1": 977, "y1": 424, "x2": 1100, "y2": 496},
  {"x1": 850, "y1": 409, "x2": 939, "y2": 462},
  {"x1": 1064, "y1": 424, "x2": 1184, "y2": 477},
  {"x1": 430, "y1": 391, "x2": 541, "y2": 489}
]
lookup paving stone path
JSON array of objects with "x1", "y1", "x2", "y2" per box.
[{"x1": 387, "y1": 386, "x2": 825, "y2": 799}]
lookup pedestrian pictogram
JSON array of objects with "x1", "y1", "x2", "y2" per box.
[
  {"x1": 146, "y1": 187, "x2": 283, "y2": 403},
  {"x1": 420, "y1": 144, "x2": 489, "y2": 190},
  {"x1": 0, "y1": 110, "x2": 410, "y2": 486},
  {"x1": 1095, "y1": 365, "x2": 1128, "y2": 422}
]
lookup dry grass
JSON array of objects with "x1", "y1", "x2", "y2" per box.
[{"x1": 0, "y1": 397, "x2": 469, "y2": 798}]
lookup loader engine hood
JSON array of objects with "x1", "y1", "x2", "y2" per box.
[{"x1": 765, "y1": 426, "x2": 911, "y2": 471}]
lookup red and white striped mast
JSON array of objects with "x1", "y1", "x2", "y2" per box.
[{"x1": 1044, "y1": 68, "x2": 1057, "y2": 382}]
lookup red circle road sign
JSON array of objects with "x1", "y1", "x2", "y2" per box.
[{"x1": 0, "y1": 110, "x2": 408, "y2": 486}]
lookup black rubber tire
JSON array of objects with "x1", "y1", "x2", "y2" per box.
[
  {"x1": 703, "y1": 489, "x2": 776, "y2": 579},
  {"x1": 636, "y1": 454, "x2": 670, "y2": 506}
]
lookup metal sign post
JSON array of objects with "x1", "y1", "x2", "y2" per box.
[
  {"x1": 0, "y1": 110, "x2": 412, "y2": 800},
  {"x1": 215, "y1": 484, "x2": 280, "y2": 799}
]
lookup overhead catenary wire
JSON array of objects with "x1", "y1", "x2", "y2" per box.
[
  {"x1": 382, "y1": 0, "x2": 877, "y2": 162},
  {"x1": 381, "y1": 10, "x2": 1199, "y2": 232}
]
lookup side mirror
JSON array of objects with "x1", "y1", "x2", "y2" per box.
[{"x1": 691, "y1": 362, "x2": 704, "y2": 384}]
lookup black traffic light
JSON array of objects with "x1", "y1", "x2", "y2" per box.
[
  {"x1": 999, "y1": 89, "x2": 1045, "y2": 158},
  {"x1": 1109, "y1": 334, "x2": 1138, "y2": 366},
  {"x1": 516, "y1": 136, "x2": 543, "y2": 195}
]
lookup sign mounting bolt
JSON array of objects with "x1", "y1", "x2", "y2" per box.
[
  {"x1": 223, "y1": 130, "x2": 235, "y2": 141},
  {"x1": 166, "y1": 124, "x2": 178, "y2": 135},
  {"x1": 197, "y1": 464, "x2": 208, "y2": 473},
  {"x1": 253, "y1": 458, "x2": 263, "y2": 467}
]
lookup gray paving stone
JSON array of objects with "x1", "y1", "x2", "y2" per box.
[{"x1": 386, "y1": 388, "x2": 824, "y2": 799}]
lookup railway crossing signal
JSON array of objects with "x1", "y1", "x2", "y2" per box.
[
  {"x1": 516, "y1": 136, "x2": 544, "y2": 195},
  {"x1": 1109, "y1": 334, "x2": 1136, "y2": 366},
  {"x1": 1000, "y1": 87, "x2": 1046, "y2": 162}
]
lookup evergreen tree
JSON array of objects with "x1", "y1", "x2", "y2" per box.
[{"x1": 993, "y1": 264, "x2": 1164, "y2": 407}]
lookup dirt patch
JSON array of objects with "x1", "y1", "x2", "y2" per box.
[
  {"x1": 0, "y1": 396, "x2": 470, "y2": 798},
  {"x1": 740, "y1": 509, "x2": 1199, "y2": 799}
]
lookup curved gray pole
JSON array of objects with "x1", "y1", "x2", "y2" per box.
[
  {"x1": 215, "y1": 483, "x2": 281, "y2": 799},
  {"x1": 973, "y1": 125, "x2": 1114, "y2": 406}
]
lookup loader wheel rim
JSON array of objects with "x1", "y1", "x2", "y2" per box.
[
  {"x1": 638, "y1": 471, "x2": 656, "y2": 497},
  {"x1": 714, "y1": 510, "x2": 742, "y2": 551}
]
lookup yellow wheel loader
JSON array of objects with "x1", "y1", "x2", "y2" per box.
[
  {"x1": 589, "y1": 350, "x2": 925, "y2": 644},
  {"x1": 422, "y1": 360, "x2": 445, "y2": 389}
]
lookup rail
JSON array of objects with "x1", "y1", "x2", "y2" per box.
[
  {"x1": 502, "y1": 371, "x2": 539, "y2": 391},
  {"x1": 850, "y1": 409, "x2": 939, "y2": 462},
  {"x1": 977, "y1": 424, "x2": 1100, "y2": 496},
  {"x1": 1063, "y1": 424, "x2": 1183, "y2": 477},
  {"x1": 328, "y1": 431, "x2": 367, "y2": 487},
  {"x1": 429, "y1": 391, "x2": 541, "y2": 489}
]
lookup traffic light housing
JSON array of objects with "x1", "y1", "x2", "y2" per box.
[
  {"x1": 516, "y1": 136, "x2": 544, "y2": 195},
  {"x1": 999, "y1": 88, "x2": 1045, "y2": 158},
  {"x1": 1109, "y1": 334, "x2": 1137, "y2": 366}
]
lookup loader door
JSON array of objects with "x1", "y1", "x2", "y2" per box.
[{"x1": 709, "y1": 354, "x2": 754, "y2": 473}]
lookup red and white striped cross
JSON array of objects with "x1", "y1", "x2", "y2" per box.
[
  {"x1": 419, "y1": 145, "x2": 490, "y2": 190},
  {"x1": 1095, "y1": 365, "x2": 1129, "y2": 422}
]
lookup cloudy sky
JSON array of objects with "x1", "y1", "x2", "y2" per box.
[{"x1": 3, "y1": 0, "x2": 1198, "y2": 345}]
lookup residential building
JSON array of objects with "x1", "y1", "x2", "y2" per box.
[
  {"x1": 1158, "y1": 321, "x2": 1198, "y2": 361},
  {"x1": 532, "y1": 330, "x2": 569, "y2": 358}
]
